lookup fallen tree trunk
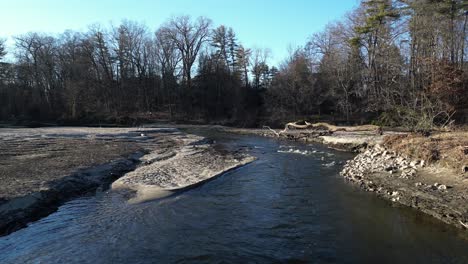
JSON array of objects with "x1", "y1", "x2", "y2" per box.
[{"x1": 265, "y1": 121, "x2": 381, "y2": 137}]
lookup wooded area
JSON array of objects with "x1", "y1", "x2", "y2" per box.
[{"x1": 0, "y1": 0, "x2": 466, "y2": 129}]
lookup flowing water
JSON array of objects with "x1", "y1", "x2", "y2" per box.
[{"x1": 1, "y1": 129, "x2": 468, "y2": 263}]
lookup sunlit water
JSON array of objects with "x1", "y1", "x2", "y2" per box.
[{"x1": 1, "y1": 129, "x2": 468, "y2": 263}]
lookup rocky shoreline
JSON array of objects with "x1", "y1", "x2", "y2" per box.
[{"x1": 341, "y1": 144, "x2": 468, "y2": 230}]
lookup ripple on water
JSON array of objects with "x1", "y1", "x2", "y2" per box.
[{"x1": 1, "y1": 131, "x2": 468, "y2": 263}]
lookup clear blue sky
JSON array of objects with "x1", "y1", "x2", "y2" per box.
[{"x1": 0, "y1": 0, "x2": 359, "y2": 65}]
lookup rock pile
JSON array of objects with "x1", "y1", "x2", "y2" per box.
[
  {"x1": 340, "y1": 144, "x2": 424, "y2": 183},
  {"x1": 339, "y1": 144, "x2": 432, "y2": 203},
  {"x1": 339, "y1": 143, "x2": 456, "y2": 205}
]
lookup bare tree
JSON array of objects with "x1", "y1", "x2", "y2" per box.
[
  {"x1": 251, "y1": 47, "x2": 270, "y2": 89},
  {"x1": 15, "y1": 33, "x2": 58, "y2": 109},
  {"x1": 155, "y1": 28, "x2": 182, "y2": 115},
  {"x1": 87, "y1": 25, "x2": 114, "y2": 82},
  {"x1": 162, "y1": 16, "x2": 212, "y2": 89}
]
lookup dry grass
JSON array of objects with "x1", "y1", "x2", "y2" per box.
[{"x1": 383, "y1": 131, "x2": 468, "y2": 173}]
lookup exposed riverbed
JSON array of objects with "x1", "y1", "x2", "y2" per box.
[{"x1": 1, "y1": 128, "x2": 468, "y2": 263}]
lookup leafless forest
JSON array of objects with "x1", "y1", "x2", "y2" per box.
[{"x1": 0, "y1": 0, "x2": 466, "y2": 129}]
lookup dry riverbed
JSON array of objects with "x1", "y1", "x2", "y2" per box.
[{"x1": 0, "y1": 126, "x2": 253, "y2": 236}]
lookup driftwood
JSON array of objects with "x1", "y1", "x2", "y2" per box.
[
  {"x1": 460, "y1": 221, "x2": 468, "y2": 229},
  {"x1": 264, "y1": 121, "x2": 381, "y2": 137},
  {"x1": 262, "y1": 126, "x2": 281, "y2": 137}
]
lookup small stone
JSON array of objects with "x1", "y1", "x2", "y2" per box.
[
  {"x1": 420, "y1": 160, "x2": 425, "y2": 167},
  {"x1": 405, "y1": 169, "x2": 416, "y2": 177},
  {"x1": 438, "y1": 184, "x2": 447, "y2": 191},
  {"x1": 375, "y1": 144, "x2": 383, "y2": 151}
]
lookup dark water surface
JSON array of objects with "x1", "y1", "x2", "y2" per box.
[{"x1": 1, "y1": 129, "x2": 468, "y2": 263}]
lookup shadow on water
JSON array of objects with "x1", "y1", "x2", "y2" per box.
[{"x1": 1, "y1": 128, "x2": 468, "y2": 264}]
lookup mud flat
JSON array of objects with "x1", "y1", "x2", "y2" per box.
[
  {"x1": 112, "y1": 133, "x2": 255, "y2": 203},
  {"x1": 0, "y1": 126, "x2": 253, "y2": 236}
]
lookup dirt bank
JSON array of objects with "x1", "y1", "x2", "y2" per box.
[
  {"x1": 341, "y1": 132, "x2": 468, "y2": 229},
  {"x1": 341, "y1": 143, "x2": 468, "y2": 229},
  {"x1": 0, "y1": 127, "x2": 253, "y2": 236}
]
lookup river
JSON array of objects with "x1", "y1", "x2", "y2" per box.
[{"x1": 1, "y1": 129, "x2": 467, "y2": 263}]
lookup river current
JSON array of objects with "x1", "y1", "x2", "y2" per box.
[{"x1": 1, "y1": 129, "x2": 467, "y2": 263}]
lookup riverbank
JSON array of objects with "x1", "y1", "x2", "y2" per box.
[
  {"x1": 216, "y1": 125, "x2": 397, "y2": 152},
  {"x1": 0, "y1": 127, "x2": 253, "y2": 236},
  {"x1": 223, "y1": 125, "x2": 468, "y2": 230},
  {"x1": 341, "y1": 132, "x2": 468, "y2": 229}
]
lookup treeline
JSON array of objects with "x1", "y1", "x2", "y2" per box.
[
  {"x1": 265, "y1": 0, "x2": 467, "y2": 128},
  {"x1": 0, "y1": 17, "x2": 267, "y2": 125},
  {"x1": 0, "y1": 0, "x2": 467, "y2": 129}
]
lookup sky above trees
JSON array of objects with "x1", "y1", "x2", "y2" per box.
[{"x1": 0, "y1": 0, "x2": 359, "y2": 65}]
